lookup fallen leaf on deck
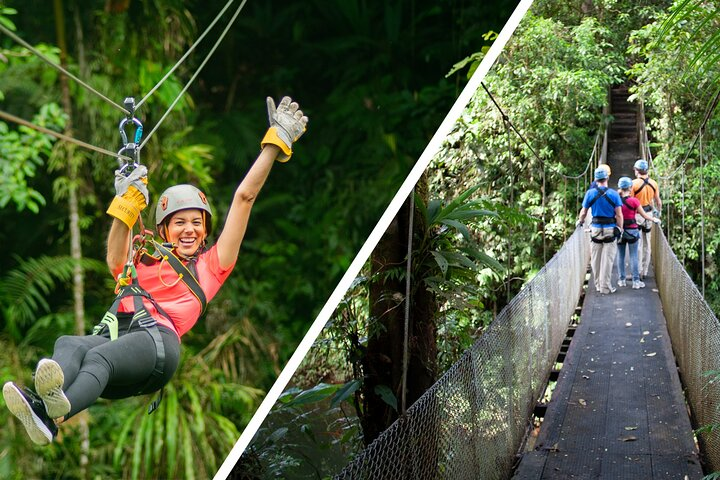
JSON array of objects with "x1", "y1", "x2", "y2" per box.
[
  {"x1": 625, "y1": 426, "x2": 638, "y2": 431},
  {"x1": 578, "y1": 399, "x2": 587, "y2": 406},
  {"x1": 587, "y1": 369, "x2": 596, "y2": 373},
  {"x1": 620, "y1": 436, "x2": 638, "y2": 442},
  {"x1": 643, "y1": 331, "x2": 650, "y2": 335},
  {"x1": 582, "y1": 375, "x2": 590, "y2": 379},
  {"x1": 625, "y1": 322, "x2": 633, "y2": 327},
  {"x1": 645, "y1": 352, "x2": 657, "y2": 357}
]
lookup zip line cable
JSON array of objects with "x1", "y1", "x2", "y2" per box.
[
  {"x1": 135, "y1": 0, "x2": 238, "y2": 110},
  {"x1": 1, "y1": 0, "x2": 247, "y2": 157},
  {"x1": 139, "y1": 0, "x2": 248, "y2": 149},
  {"x1": 0, "y1": 109, "x2": 131, "y2": 161},
  {"x1": 0, "y1": 23, "x2": 129, "y2": 116}
]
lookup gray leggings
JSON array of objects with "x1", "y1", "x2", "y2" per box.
[{"x1": 51, "y1": 316, "x2": 180, "y2": 419}]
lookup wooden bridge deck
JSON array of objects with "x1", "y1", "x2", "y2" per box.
[{"x1": 513, "y1": 266, "x2": 704, "y2": 479}]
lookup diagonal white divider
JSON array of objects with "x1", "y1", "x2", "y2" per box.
[{"x1": 214, "y1": 1, "x2": 535, "y2": 478}]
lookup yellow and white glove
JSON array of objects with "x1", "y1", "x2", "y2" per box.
[
  {"x1": 261, "y1": 96, "x2": 308, "y2": 162},
  {"x1": 106, "y1": 165, "x2": 149, "y2": 229}
]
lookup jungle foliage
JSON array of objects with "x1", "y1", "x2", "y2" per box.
[{"x1": 628, "y1": 0, "x2": 720, "y2": 312}]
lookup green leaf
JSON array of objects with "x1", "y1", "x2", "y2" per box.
[
  {"x1": 330, "y1": 379, "x2": 362, "y2": 409},
  {"x1": 374, "y1": 384, "x2": 398, "y2": 411},
  {"x1": 431, "y1": 251, "x2": 450, "y2": 275},
  {"x1": 288, "y1": 383, "x2": 340, "y2": 406}
]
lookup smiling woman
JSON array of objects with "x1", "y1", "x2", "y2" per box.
[{"x1": 2, "y1": 96, "x2": 308, "y2": 447}]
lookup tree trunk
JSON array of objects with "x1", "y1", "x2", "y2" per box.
[
  {"x1": 361, "y1": 175, "x2": 437, "y2": 448},
  {"x1": 54, "y1": 1, "x2": 89, "y2": 477}
]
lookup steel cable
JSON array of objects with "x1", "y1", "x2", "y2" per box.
[
  {"x1": 139, "y1": 0, "x2": 248, "y2": 149},
  {"x1": 0, "y1": 23, "x2": 129, "y2": 115},
  {"x1": 135, "y1": 0, "x2": 238, "y2": 110},
  {"x1": 0, "y1": 109, "x2": 131, "y2": 161}
]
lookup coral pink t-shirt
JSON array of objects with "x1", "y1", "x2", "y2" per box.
[{"x1": 116, "y1": 244, "x2": 235, "y2": 339}]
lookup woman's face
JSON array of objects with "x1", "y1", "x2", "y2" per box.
[{"x1": 165, "y1": 209, "x2": 206, "y2": 257}]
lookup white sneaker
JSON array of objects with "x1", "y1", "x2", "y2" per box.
[
  {"x1": 3, "y1": 382, "x2": 56, "y2": 445},
  {"x1": 34, "y1": 359, "x2": 70, "y2": 419},
  {"x1": 618, "y1": 279, "x2": 626, "y2": 287},
  {"x1": 632, "y1": 280, "x2": 645, "y2": 289}
]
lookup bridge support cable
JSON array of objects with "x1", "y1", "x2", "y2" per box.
[
  {"x1": 401, "y1": 190, "x2": 414, "y2": 415},
  {"x1": 503, "y1": 115, "x2": 514, "y2": 303},
  {"x1": 335, "y1": 230, "x2": 590, "y2": 479},
  {"x1": 638, "y1": 89, "x2": 720, "y2": 299},
  {"x1": 653, "y1": 228, "x2": 720, "y2": 471},
  {"x1": 699, "y1": 129, "x2": 706, "y2": 297},
  {"x1": 480, "y1": 82, "x2": 602, "y2": 282}
]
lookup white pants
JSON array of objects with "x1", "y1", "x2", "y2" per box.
[
  {"x1": 590, "y1": 227, "x2": 617, "y2": 293},
  {"x1": 638, "y1": 227, "x2": 652, "y2": 277}
]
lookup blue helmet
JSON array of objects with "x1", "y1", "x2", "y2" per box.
[
  {"x1": 634, "y1": 159, "x2": 649, "y2": 172},
  {"x1": 594, "y1": 167, "x2": 609, "y2": 180},
  {"x1": 618, "y1": 177, "x2": 633, "y2": 189}
]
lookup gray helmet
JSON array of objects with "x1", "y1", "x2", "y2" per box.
[
  {"x1": 594, "y1": 167, "x2": 608, "y2": 180},
  {"x1": 155, "y1": 184, "x2": 212, "y2": 238},
  {"x1": 618, "y1": 176, "x2": 633, "y2": 190},
  {"x1": 634, "y1": 159, "x2": 649, "y2": 172}
]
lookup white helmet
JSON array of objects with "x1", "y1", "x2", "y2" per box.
[{"x1": 155, "y1": 184, "x2": 212, "y2": 239}]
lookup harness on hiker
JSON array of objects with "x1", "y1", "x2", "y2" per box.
[
  {"x1": 91, "y1": 99, "x2": 206, "y2": 414},
  {"x1": 633, "y1": 177, "x2": 657, "y2": 199},
  {"x1": 587, "y1": 187, "x2": 616, "y2": 226},
  {"x1": 620, "y1": 196, "x2": 638, "y2": 229}
]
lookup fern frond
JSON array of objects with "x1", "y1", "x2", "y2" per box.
[{"x1": 0, "y1": 255, "x2": 106, "y2": 337}]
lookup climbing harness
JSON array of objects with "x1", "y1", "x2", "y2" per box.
[
  {"x1": 618, "y1": 197, "x2": 640, "y2": 245},
  {"x1": 586, "y1": 187, "x2": 616, "y2": 228},
  {"x1": 633, "y1": 177, "x2": 657, "y2": 197}
]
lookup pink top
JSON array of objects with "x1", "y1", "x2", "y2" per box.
[
  {"x1": 116, "y1": 244, "x2": 235, "y2": 339},
  {"x1": 620, "y1": 195, "x2": 641, "y2": 229}
]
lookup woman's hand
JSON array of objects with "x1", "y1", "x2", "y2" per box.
[{"x1": 260, "y1": 96, "x2": 309, "y2": 162}]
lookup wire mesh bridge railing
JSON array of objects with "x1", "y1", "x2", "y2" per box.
[
  {"x1": 335, "y1": 229, "x2": 591, "y2": 479},
  {"x1": 653, "y1": 228, "x2": 720, "y2": 472}
]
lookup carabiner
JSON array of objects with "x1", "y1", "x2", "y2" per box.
[
  {"x1": 117, "y1": 96, "x2": 144, "y2": 176},
  {"x1": 117, "y1": 144, "x2": 140, "y2": 174}
]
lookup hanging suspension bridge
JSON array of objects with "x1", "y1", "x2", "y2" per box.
[{"x1": 334, "y1": 83, "x2": 717, "y2": 479}]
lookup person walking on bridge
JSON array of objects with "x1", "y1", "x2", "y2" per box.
[
  {"x1": 589, "y1": 163, "x2": 611, "y2": 190},
  {"x1": 631, "y1": 159, "x2": 662, "y2": 279},
  {"x1": 577, "y1": 167, "x2": 623, "y2": 295},
  {"x1": 616, "y1": 176, "x2": 660, "y2": 289}
]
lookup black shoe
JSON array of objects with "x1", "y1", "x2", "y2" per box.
[{"x1": 3, "y1": 382, "x2": 57, "y2": 445}]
